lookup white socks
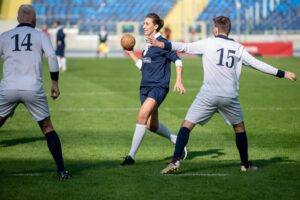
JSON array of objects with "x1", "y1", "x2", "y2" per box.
[
  {"x1": 128, "y1": 124, "x2": 147, "y2": 159},
  {"x1": 128, "y1": 123, "x2": 177, "y2": 159},
  {"x1": 61, "y1": 57, "x2": 67, "y2": 71},
  {"x1": 155, "y1": 123, "x2": 177, "y2": 144},
  {"x1": 57, "y1": 56, "x2": 67, "y2": 71}
]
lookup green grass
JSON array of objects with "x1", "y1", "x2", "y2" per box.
[{"x1": 0, "y1": 57, "x2": 299, "y2": 200}]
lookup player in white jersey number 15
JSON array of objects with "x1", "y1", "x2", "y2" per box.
[
  {"x1": 150, "y1": 16, "x2": 297, "y2": 174},
  {"x1": 0, "y1": 4, "x2": 71, "y2": 180}
]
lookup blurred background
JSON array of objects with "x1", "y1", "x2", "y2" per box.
[{"x1": 0, "y1": 0, "x2": 299, "y2": 57}]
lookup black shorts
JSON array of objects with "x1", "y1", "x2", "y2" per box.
[{"x1": 140, "y1": 86, "x2": 169, "y2": 107}]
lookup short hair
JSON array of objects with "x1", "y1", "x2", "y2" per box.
[
  {"x1": 213, "y1": 16, "x2": 231, "y2": 35},
  {"x1": 54, "y1": 20, "x2": 60, "y2": 26},
  {"x1": 146, "y1": 13, "x2": 164, "y2": 32},
  {"x1": 17, "y1": 4, "x2": 36, "y2": 24}
]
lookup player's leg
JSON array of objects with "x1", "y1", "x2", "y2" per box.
[
  {"x1": 233, "y1": 122, "x2": 257, "y2": 171},
  {"x1": 23, "y1": 90, "x2": 71, "y2": 179},
  {"x1": 161, "y1": 94, "x2": 217, "y2": 174},
  {"x1": 147, "y1": 108, "x2": 177, "y2": 143},
  {"x1": 218, "y1": 97, "x2": 257, "y2": 171},
  {"x1": 0, "y1": 90, "x2": 19, "y2": 128},
  {"x1": 121, "y1": 97, "x2": 157, "y2": 166}
]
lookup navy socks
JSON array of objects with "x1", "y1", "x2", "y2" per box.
[
  {"x1": 173, "y1": 127, "x2": 190, "y2": 161},
  {"x1": 235, "y1": 131, "x2": 248, "y2": 164},
  {"x1": 45, "y1": 131, "x2": 65, "y2": 172}
]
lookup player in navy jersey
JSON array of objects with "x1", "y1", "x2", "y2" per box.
[
  {"x1": 150, "y1": 16, "x2": 297, "y2": 174},
  {"x1": 121, "y1": 13, "x2": 187, "y2": 165},
  {"x1": 53, "y1": 20, "x2": 67, "y2": 72},
  {"x1": 0, "y1": 5, "x2": 71, "y2": 179}
]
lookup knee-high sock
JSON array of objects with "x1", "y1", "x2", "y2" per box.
[
  {"x1": 128, "y1": 124, "x2": 147, "y2": 159},
  {"x1": 154, "y1": 123, "x2": 177, "y2": 144},
  {"x1": 57, "y1": 57, "x2": 62, "y2": 69},
  {"x1": 45, "y1": 131, "x2": 65, "y2": 172},
  {"x1": 235, "y1": 132, "x2": 248, "y2": 164},
  {"x1": 61, "y1": 57, "x2": 67, "y2": 71},
  {"x1": 173, "y1": 127, "x2": 190, "y2": 160}
]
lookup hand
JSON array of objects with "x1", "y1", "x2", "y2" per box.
[
  {"x1": 173, "y1": 80, "x2": 186, "y2": 95},
  {"x1": 148, "y1": 36, "x2": 164, "y2": 48},
  {"x1": 284, "y1": 71, "x2": 297, "y2": 81},
  {"x1": 123, "y1": 50, "x2": 134, "y2": 56},
  {"x1": 51, "y1": 85, "x2": 60, "y2": 100}
]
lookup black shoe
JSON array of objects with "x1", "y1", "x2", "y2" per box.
[
  {"x1": 121, "y1": 155, "x2": 135, "y2": 166},
  {"x1": 57, "y1": 170, "x2": 72, "y2": 180}
]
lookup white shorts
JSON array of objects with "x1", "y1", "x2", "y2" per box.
[
  {"x1": 185, "y1": 94, "x2": 243, "y2": 126},
  {"x1": 0, "y1": 89, "x2": 50, "y2": 121}
]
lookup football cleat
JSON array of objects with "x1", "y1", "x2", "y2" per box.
[
  {"x1": 161, "y1": 160, "x2": 180, "y2": 174},
  {"x1": 241, "y1": 162, "x2": 258, "y2": 172},
  {"x1": 121, "y1": 155, "x2": 135, "y2": 166},
  {"x1": 57, "y1": 170, "x2": 72, "y2": 180},
  {"x1": 181, "y1": 147, "x2": 188, "y2": 160}
]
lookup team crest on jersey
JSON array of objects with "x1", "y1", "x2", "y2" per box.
[{"x1": 142, "y1": 57, "x2": 151, "y2": 63}]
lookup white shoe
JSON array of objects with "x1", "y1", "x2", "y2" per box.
[
  {"x1": 161, "y1": 160, "x2": 180, "y2": 174},
  {"x1": 241, "y1": 162, "x2": 258, "y2": 172}
]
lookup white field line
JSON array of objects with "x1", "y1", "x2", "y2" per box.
[
  {"x1": 9, "y1": 173, "x2": 42, "y2": 177},
  {"x1": 163, "y1": 173, "x2": 229, "y2": 177},
  {"x1": 17, "y1": 107, "x2": 300, "y2": 112}
]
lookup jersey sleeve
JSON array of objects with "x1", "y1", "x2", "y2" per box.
[
  {"x1": 165, "y1": 50, "x2": 182, "y2": 66},
  {"x1": 41, "y1": 32, "x2": 59, "y2": 72},
  {"x1": 165, "y1": 39, "x2": 207, "y2": 55},
  {"x1": 241, "y1": 49, "x2": 278, "y2": 76}
]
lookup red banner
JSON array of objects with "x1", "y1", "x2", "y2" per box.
[{"x1": 241, "y1": 42, "x2": 293, "y2": 57}]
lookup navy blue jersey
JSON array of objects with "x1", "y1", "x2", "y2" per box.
[
  {"x1": 56, "y1": 28, "x2": 65, "y2": 46},
  {"x1": 140, "y1": 36, "x2": 180, "y2": 89}
]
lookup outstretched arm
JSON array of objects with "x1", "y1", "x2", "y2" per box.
[
  {"x1": 242, "y1": 50, "x2": 297, "y2": 81},
  {"x1": 124, "y1": 50, "x2": 142, "y2": 70},
  {"x1": 149, "y1": 37, "x2": 205, "y2": 55}
]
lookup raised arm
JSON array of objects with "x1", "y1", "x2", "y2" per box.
[
  {"x1": 150, "y1": 37, "x2": 205, "y2": 55},
  {"x1": 242, "y1": 50, "x2": 297, "y2": 81}
]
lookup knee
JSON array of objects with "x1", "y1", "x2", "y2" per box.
[
  {"x1": 233, "y1": 122, "x2": 245, "y2": 133},
  {"x1": 136, "y1": 114, "x2": 148, "y2": 125},
  {"x1": 38, "y1": 117, "x2": 54, "y2": 134}
]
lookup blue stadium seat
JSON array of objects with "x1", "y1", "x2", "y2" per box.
[{"x1": 32, "y1": 0, "x2": 177, "y2": 33}]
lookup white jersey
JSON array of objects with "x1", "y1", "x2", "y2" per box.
[
  {"x1": 171, "y1": 36, "x2": 279, "y2": 98},
  {"x1": 0, "y1": 24, "x2": 58, "y2": 91}
]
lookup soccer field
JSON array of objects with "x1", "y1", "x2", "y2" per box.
[{"x1": 0, "y1": 57, "x2": 299, "y2": 200}]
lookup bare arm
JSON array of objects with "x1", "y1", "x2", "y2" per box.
[
  {"x1": 124, "y1": 50, "x2": 142, "y2": 70},
  {"x1": 173, "y1": 65, "x2": 185, "y2": 95}
]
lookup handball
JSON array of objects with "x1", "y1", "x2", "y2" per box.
[{"x1": 120, "y1": 34, "x2": 136, "y2": 51}]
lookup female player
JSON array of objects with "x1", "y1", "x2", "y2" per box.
[{"x1": 121, "y1": 13, "x2": 187, "y2": 165}]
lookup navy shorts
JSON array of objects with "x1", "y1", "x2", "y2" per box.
[
  {"x1": 140, "y1": 86, "x2": 169, "y2": 107},
  {"x1": 56, "y1": 44, "x2": 65, "y2": 57}
]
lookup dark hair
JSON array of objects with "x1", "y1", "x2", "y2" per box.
[
  {"x1": 54, "y1": 20, "x2": 60, "y2": 26},
  {"x1": 213, "y1": 16, "x2": 231, "y2": 35},
  {"x1": 146, "y1": 13, "x2": 164, "y2": 32}
]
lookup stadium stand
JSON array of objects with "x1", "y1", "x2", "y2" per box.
[
  {"x1": 197, "y1": 0, "x2": 300, "y2": 34},
  {"x1": 32, "y1": 0, "x2": 177, "y2": 34}
]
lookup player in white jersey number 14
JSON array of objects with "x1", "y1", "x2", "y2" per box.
[{"x1": 0, "y1": 4, "x2": 71, "y2": 180}]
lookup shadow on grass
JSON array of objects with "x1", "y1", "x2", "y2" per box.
[
  {"x1": 0, "y1": 136, "x2": 44, "y2": 147},
  {"x1": 161, "y1": 148, "x2": 226, "y2": 161},
  {"x1": 182, "y1": 156, "x2": 297, "y2": 173}
]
